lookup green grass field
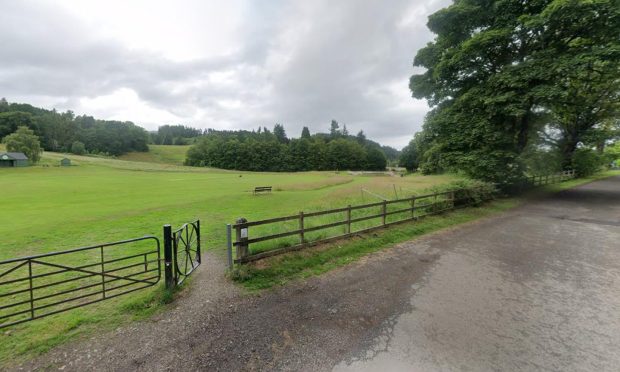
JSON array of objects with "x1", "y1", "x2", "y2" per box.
[{"x1": 0, "y1": 147, "x2": 462, "y2": 365}]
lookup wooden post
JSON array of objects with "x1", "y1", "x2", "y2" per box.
[
  {"x1": 235, "y1": 218, "x2": 249, "y2": 260},
  {"x1": 299, "y1": 211, "x2": 305, "y2": 244},
  {"x1": 411, "y1": 197, "x2": 415, "y2": 219},
  {"x1": 450, "y1": 191, "x2": 455, "y2": 209},
  {"x1": 346, "y1": 205, "x2": 351, "y2": 235},
  {"x1": 382, "y1": 200, "x2": 387, "y2": 226}
]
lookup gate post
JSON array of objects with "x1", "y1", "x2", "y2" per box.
[
  {"x1": 196, "y1": 220, "x2": 201, "y2": 264},
  {"x1": 235, "y1": 218, "x2": 249, "y2": 261},
  {"x1": 163, "y1": 224, "x2": 174, "y2": 289},
  {"x1": 226, "y1": 224, "x2": 233, "y2": 269}
]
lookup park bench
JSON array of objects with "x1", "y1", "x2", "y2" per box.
[{"x1": 253, "y1": 186, "x2": 272, "y2": 195}]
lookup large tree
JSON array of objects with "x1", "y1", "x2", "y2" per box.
[
  {"x1": 534, "y1": 0, "x2": 620, "y2": 167},
  {"x1": 3, "y1": 126, "x2": 42, "y2": 163},
  {"x1": 410, "y1": 0, "x2": 620, "y2": 181}
]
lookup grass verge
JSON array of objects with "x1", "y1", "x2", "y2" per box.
[
  {"x1": 231, "y1": 170, "x2": 620, "y2": 290},
  {"x1": 0, "y1": 283, "x2": 182, "y2": 366}
]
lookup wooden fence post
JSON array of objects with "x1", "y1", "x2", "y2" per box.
[
  {"x1": 299, "y1": 211, "x2": 305, "y2": 244},
  {"x1": 235, "y1": 218, "x2": 249, "y2": 261},
  {"x1": 346, "y1": 205, "x2": 351, "y2": 235},
  {"x1": 411, "y1": 197, "x2": 416, "y2": 219},
  {"x1": 382, "y1": 200, "x2": 387, "y2": 226}
]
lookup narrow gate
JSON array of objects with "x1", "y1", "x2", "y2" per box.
[{"x1": 163, "y1": 220, "x2": 201, "y2": 287}]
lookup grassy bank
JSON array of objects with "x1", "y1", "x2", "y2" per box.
[{"x1": 231, "y1": 170, "x2": 620, "y2": 290}]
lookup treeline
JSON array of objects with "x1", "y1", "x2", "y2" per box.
[
  {"x1": 0, "y1": 99, "x2": 148, "y2": 156},
  {"x1": 185, "y1": 121, "x2": 390, "y2": 171},
  {"x1": 401, "y1": 0, "x2": 620, "y2": 183},
  {"x1": 149, "y1": 125, "x2": 203, "y2": 145}
]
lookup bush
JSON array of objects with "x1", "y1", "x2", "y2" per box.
[
  {"x1": 70, "y1": 140, "x2": 86, "y2": 155},
  {"x1": 572, "y1": 148, "x2": 605, "y2": 177},
  {"x1": 428, "y1": 179, "x2": 497, "y2": 207}
]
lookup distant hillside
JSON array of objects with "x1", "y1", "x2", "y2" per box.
[{"x1": 119, "y1": 145, "x2": 190, "y2": 165}]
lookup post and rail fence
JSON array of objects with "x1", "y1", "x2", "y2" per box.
[
  {"x1": 524, "y1": 169, "x2": 575, "y2": 187},
  {"x1": 228, "y1": 169, "x2": 577, "y2": 265}
]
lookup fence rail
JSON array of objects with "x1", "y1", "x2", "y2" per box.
[
  {"x1": 231, "y1": 188, "x2": 482, "y2": 264},
  {"x1": 526, "y1": 169, "x2": 576, "y2": 187},
  {"x1": 229, "y1": 169, "x2": 577, "y2": 265},
  {"x1": 0, "y1": 236, "x2": 160, "y2": 329}
]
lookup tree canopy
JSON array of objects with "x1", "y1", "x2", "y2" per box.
[
  {"x1": 2, "y1": 126, "x2": 42, "y2": 163},
  {"x1": 0, "y1": 100, "x2": 149, "y2": 156},
  {"x1": 185, "y1": 123, "x2": 390, "y2": 172},
  {"x1": 408, "y1": 0, "x2": 620, "y2": 183}
]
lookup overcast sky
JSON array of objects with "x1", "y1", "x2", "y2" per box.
[{"x1": 1, "y1": 0, "x2": 448, "y2": 149}]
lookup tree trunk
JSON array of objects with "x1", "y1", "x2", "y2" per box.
[{"x1": 561, "y1": 135, "x2": 579, "y2": 170}]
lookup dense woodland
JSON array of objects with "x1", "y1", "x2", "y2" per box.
[
  {"x1": 403, "y1": 0, "x2": 620, "y2": 183},
  {"x1": 149, "y1": 125, "x2": 202, "y2": 145},
  {"x1": 0, "y1": 98, "x2": 148, "y2": 156},
  {"x1": 0, "y1": 99, "x2": 397, "y2": 171},
  {"x1": 185, "y1": 121, "x2": 394, "y2": 171}
]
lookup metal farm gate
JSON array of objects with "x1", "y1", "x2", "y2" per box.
[{"x1": 0, "y1": 221, "x2": 201, "y2": 329}]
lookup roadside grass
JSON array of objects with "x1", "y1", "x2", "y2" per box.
[
  {"x1": 0, "y1": 152, "x2": 460, "y2": 365},
  {"x1": 541, "y1": 169, "x2": 620, "y2": 192},
  {"x1": 231, "y1": 170, "x2": 620, "y2": 290},
  {"x1": 231, "y1": 198, "x2": 520, "y2": 289}
]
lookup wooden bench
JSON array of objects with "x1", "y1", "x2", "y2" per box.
[{"x1": 253, "y1": 186, "x2": 272, "y2": 195}]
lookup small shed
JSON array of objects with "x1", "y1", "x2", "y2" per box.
[
  {"x1": 0, "y1": 152, "x2": 29, "y2": 167},
  {"x1": 60, "y1": 158, "x2": 71, "y2": 167}
]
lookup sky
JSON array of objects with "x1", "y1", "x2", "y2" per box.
[{"x1": 0, "y1": 0, "x2": 449, "y2": 149}]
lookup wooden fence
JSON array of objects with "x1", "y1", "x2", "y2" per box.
[
  {"x1": 227, "y1": 169, "x2": 576, "y2": 265},
  {"x1": 526, "y1": 169, "x2": 576, "y2": 187}
]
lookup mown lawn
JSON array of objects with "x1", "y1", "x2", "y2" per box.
[{"x1": 0, "y1": 150, "x2": 461, "y2": 365}]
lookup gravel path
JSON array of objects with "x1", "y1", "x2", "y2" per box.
[{"x1": 11, "y1": 176, "x2": 620, "y2": 371}]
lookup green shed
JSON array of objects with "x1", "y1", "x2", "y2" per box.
[
  {"x1": 60, "y1": 158, "x2": 71, "y2": 166},
  {"x1": 0, "y1": 152, "x2": 29, "y2": 167}
]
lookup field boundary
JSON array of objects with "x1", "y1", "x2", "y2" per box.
[{"x1": 228, "y1": 170, "x2": 576, "y2": 264}]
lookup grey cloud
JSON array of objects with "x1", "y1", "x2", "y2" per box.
[{"x1": 0, "y1": 0, "x2": 448, "y2": 148}]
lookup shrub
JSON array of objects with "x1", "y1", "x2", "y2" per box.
[
  {"x1": 428, "y1": 179, "x2": 497, "y2": 207},
  {"x1": 70, "y1": 140, "x2": 86, "y2": 155},
  {"x1": 572, "y1": 148, "x2": 605, "y2": 177}
]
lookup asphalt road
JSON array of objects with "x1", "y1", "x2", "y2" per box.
[
  {"x1": 335, "y1": 175, "x2": 620, "y2": 371},
  {"x1": 13, "y1": 176, "x2": 620, "y2": 371}
]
